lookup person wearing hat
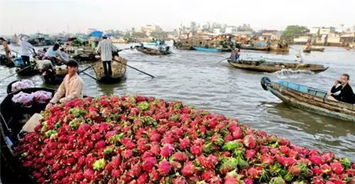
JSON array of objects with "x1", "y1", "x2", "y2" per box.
[
  {"x1": 46, "y1": 60, "x2": 84, "y2": 109},
  {"x1": 96, "y1": 36, "x2": 118, "y2": 77}
]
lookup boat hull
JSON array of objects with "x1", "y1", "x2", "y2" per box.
[
  {"x1": 261, "y1": 77, "x2": 355, "y2": 122},
  {"x1": 228, "y1": 60, "x2": 328, "y2": 73},
  {"x1": 192, "y1": 47, "x2": 230, "y2": 52},
  {"x1": 136, "y1": 47, "x2": 171, "y2": 55},
  {"x1": 93, "y1": 57, "x2": 127, "y2": 84},
  {"x1": 1, "y1": 87, "x2": 55, "y2": 183}
]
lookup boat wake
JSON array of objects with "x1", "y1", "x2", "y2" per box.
[{"x1": 273, "y1": 69, "x2": 314, "y2": 79}]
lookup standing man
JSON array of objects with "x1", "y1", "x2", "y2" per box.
[
  {"x1": 46, "y1": 60, "x2": 84, "y2": 109},
  {"x1": 0, "y1": 37, "x2": 12, "y2": 63},
  {"x1": 20, "y1": 37, "x2": 36, "y2": 66},
  {"x1": 96, "y1": 36, "x2": 118, "y2": 77}
]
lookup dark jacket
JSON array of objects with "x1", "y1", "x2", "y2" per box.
[{"x1": 331, "y1": 83, "x2": 355, "y2": 104}]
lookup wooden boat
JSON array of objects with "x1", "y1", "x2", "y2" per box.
[
  {"x1": 1, "y1": 87, "x2": 55, "y2": 183},
  {"x1": 192, "y1": 46, "x2": 231, "y2": 52},
  {"x1": 303, "y1": 47, "x2": 325, "y2": 53},
  {"x1": 227, "y1": 59, "x2": 328, "y2": 73},
  {"x1": 192, "y1": 47, "x2": 222, "y2": 52},
  {"x1": 16, "y1": 64, "x2": 40, "y2": 76},
  {"x1": 42, "y1": 71, "x2": 66, "y2": 85},
  {"x1": 303, "y1": 49, "x2": 311, "y2": 53},
  {"x1": 310, "y1": 47, "x2": 325, "y2": 52},
  {"x1": 240, "y1": 44, "x2": 270, "y2": 51},
  {"x1": 41, "y1": 64, "x2": 67, "y2": 85},
  {"x1": 136, "y1": 47, "x2": 171, "y2": 55},
  {"x1": 92, "y1": 56, "x2": 127, "y2": 84},
  {"x1": 261, "y1": 77, "x2": 355, "y2": 122}
]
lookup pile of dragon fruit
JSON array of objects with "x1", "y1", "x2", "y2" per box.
[{"x1": 16, "y1": 96, "x2": 355, "y2": 184}]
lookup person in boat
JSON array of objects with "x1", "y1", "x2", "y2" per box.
[
  {"x1": 58, "y1": 48, "x2": 70, "y2": 63},
  {"x1": 96, "y1": 36, "x2": 118, "y2": 77},
  {"x1": 0, "y1": 37, "x2": 12, "y2": 63},
  {"x1": 44, "y1": 44, "x2": 61, "y2": 65},
  {"x1": 327, "y1": 74, "x2": 355, "y2": 104},
  {"x1": 230, "y1": 48, "x2": 240, "y2": 63},
  {"x1": 46, "y1": 60, "x2": 84, "y2": 109},
  {"x1": 19, "y1": 37, "x2": 36, "y2": 66}
]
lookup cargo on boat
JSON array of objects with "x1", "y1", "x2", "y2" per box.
[
  {"x1": 261, "y1": 77, "x2": 355, "y2": 122},
  {"x1": 92, "y1": 56, "x2": 127, "y2": 84},
  {"x1": 228, "y1": 59, "x2": 328, "y2": 73}
]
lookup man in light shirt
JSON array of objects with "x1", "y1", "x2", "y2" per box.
[
  {"x1": 20, "y1": 38, "x2": 36, "y2": 66},
  {"x1": 46, "y1": 60, "x2": 84, "y2": 109},
  {"x1": 45, "y1": 44, "x2": 61, "y2": 64},
  {"x1": 96, "y1": 36, "x2": 118, "y2": 77}
]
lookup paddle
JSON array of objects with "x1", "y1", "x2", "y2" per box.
[
  {"x1": 81, "y1": 70, "x2": 98, "y2": 81},
  {"x1": 114, "y1": 59, "x2": 155, "y2": 78},
  {"x1": 0, "y1": 63, "x2": 36, "y2": 82},
  {"x1": 216, "y1": 57, "x2": 230, "y2": 64}
]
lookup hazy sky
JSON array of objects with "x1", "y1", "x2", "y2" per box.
[{"x1": 1, "y1": 0, "x2": 355, "y2": 34}]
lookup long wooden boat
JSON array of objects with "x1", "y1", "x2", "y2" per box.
[
  {"x1": 240, "y1": 45, "x2": 270, "y2": 51},
  {"x1": 16, "y1": 64, "x2": 40, "y2": 76},
  {"x1": 192, "y1": 47, "x2": 220, "y2": 52},
  {"x1": 303, "y1": 49, "x2": 311, "y2": 53},
  {"x1": 92, "y1": 57, "x2": 127, "y2": 84},
  {"x1": 261, "y1": 77, "x2": 355, "y2": 122},
  {"x1": 42, "y1": 71, "x2": 66, "y2": 85},
  {"x1": 41, "y1": 65, "x2": 67, "y2": 85},
  {"x1": 303, "y1": 47, "x2": 325, "y2": 53},
  {"x1": 310, "y1": 47, "x2": 325, "y2": 52},
  {"x1": 1, "y1": 87, "x2": 55, "y2": 183},
  {"x1": 136, "y1": 47, "x2": 171, "y2": 55},
  {"x1": 227, "y1": 59, "x2": 328, "y2": 73}
]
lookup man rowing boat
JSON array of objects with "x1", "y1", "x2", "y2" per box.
[
  {"x1": 230, "y1": 48, "x2": 240, "y2": 63},
  {"x1": 96, "y1": 36, "x2": 118, "y2": 77}
]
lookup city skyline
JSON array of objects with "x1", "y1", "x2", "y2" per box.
[{"x1": 1, "y1": 0, "x2": 355, "y2": 34}]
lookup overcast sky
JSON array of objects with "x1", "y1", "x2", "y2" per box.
[{"x1": 1, "y1": 0, "x2": 355, "y2": 35}]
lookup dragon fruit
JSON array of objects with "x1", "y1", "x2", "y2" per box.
[{"x1": 13, "y1": 96, "x2": 354, "y2": 184}]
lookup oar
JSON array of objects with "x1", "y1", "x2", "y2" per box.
[
  {"x1": 0, "y1": 64, "x2": 35, "y2": 82},
  {"x1": 114, "y1": 59, "x2": 155, "y2": 78},
  {"x1": 81, "y1": 71, "x2": 98, "y2": 81},
  {"x1": 216, "y1": 57, "x2": 229, "y2": 64},
  {"x1": 78, "y1": 64, "x2": 95, "y2": 74}
]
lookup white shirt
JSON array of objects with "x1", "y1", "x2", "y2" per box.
[
  {"x1": 96, "y1": 39, "x2": 117, "y2": 61},
  {"x1": 45, "y1": 47, "x2": 59, "y2": 58},
  {"x1": 58, "y1": 51, "x2": 70, "y2": 62},
  {"x1": 20, "y1": 41, "x2": 34, "y2": 56}
]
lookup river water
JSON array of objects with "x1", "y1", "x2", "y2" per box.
[{"x1": 1, "y1": 44, "x2": 354, "y2": 160}]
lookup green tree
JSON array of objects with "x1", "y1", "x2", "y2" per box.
[{"x1": 281, "y1": 25, "x2": 310, "y2": 42}]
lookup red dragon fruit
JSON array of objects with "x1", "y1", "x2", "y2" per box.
[
  {"x1": 158, "y1": 160, "x2": 172, "y2": 176},
  {"x1": 181, "y1": 161, "x2": 195, "y2": 176},
  {"x1": 243, "y1": 135, "x2": 256, "y2": 148},
  {"x1": 160, "y1": 144, "x2": 174, "y2": 157}
]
